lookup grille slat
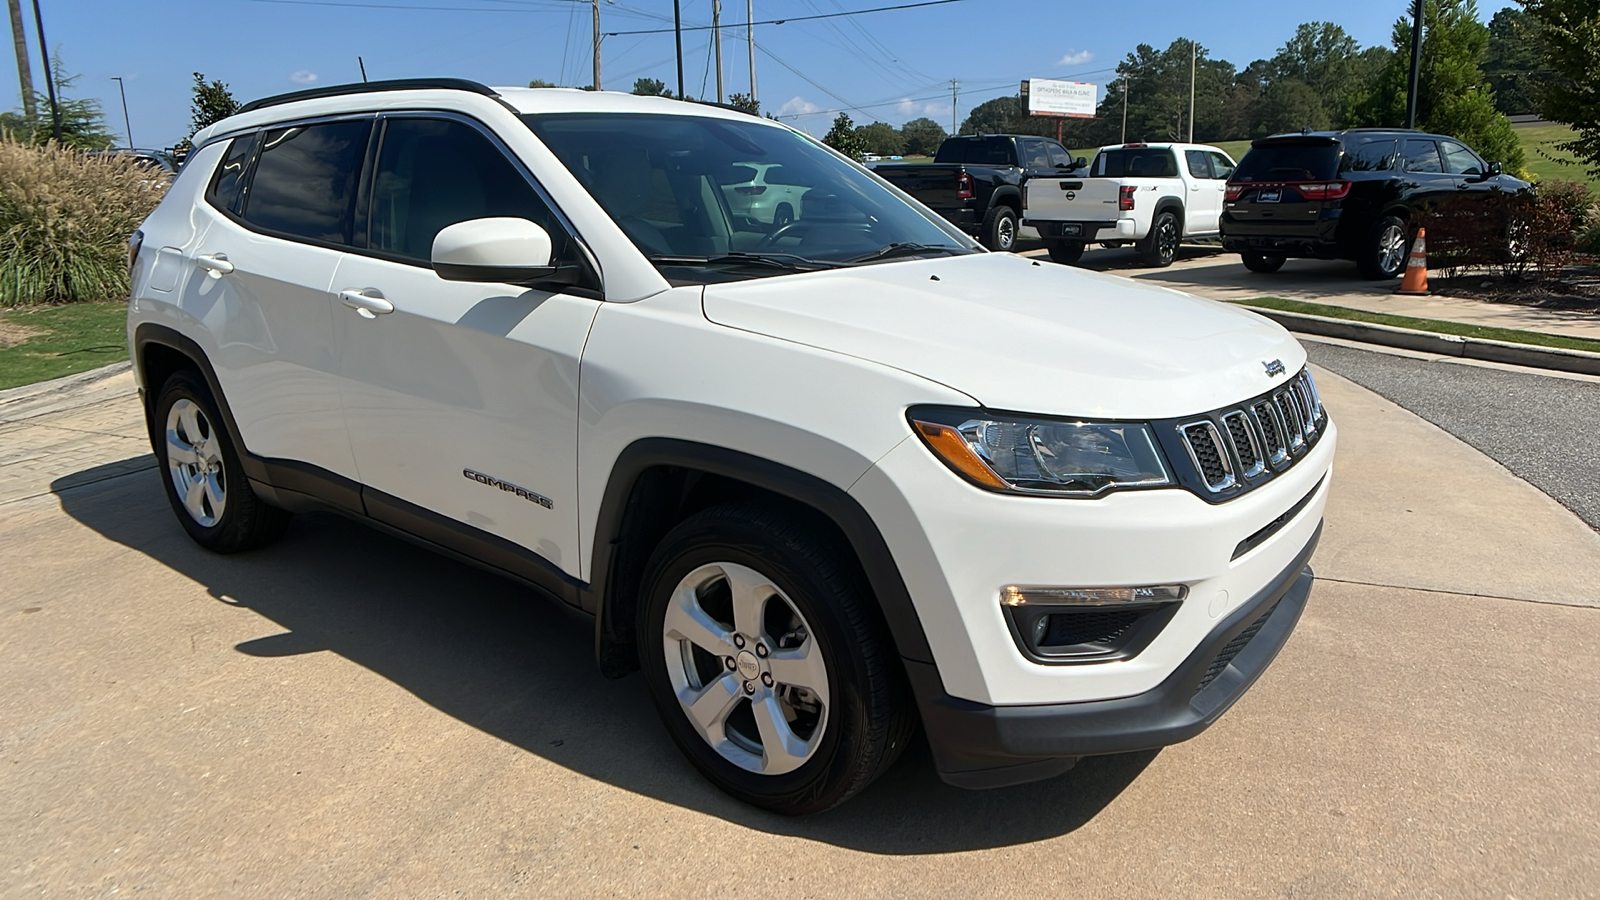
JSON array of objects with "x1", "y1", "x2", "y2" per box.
[
  {"x1": 1222, "y1": 411, "x2": 1264, "y2": 478},
  {"x1": 1195, "y1": 600, "x2": 1281, "y2": 694},
  {"x1": 1176, "y1": 368, "x2": 1324, "y2": 496},
  {"x1": 1181, "y1": 421, "x2": 1235, "y2": 491}
]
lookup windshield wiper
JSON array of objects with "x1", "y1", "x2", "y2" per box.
[
  {"x1": 844, "y1": 242, "x2": 964, "y2": 264},
  {"x1": 646, "y1": 252, "x2": 842, "y2": 272}
]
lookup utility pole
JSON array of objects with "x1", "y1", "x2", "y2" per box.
[
  {"x1": 712, "y1": 0, "x2": 723, "y2": 103},
  {"x1": 949, "y1": 79, "x2": 958, "y2": 134},
  {"x1": 591, "y1": 0, "x2": 601, "y2": 91},
  {"x1": 673, "y1": 0, "x2": 684, "y2": 99},
  {"x1": 746, "y1": 0, "x2": 755, "y2": 106},
  {"x1": 1187, "y1": 39, "x2": 1195, "y2": 143},
  {"x1": 110, "y1": 76, "x2": 131, "y2": 148},
  {"x1": 1121, "y1": 79, "x2": 1128, "y2": 143},
  {"x1": 6, "y1": 0, "x2": 34, "y2": 122},
  {"x1": 30, "y1": 0, "x2": 57, "y2": 141},
  {"x1": 1404, "y1": 0, "x2": 1423, "y2": 128}
]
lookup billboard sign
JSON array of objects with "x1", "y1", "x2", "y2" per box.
[{"x1": 1022, "y1": 79, "x2": 1097, "y2": 118}]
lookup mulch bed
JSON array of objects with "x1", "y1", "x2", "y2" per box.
[{"x1": 1428, "y1": 263, "x2": 1600, "y2": 313}]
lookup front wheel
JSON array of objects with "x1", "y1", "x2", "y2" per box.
[
  {"x1": 637, "y1": 504, "x2": 912, "y2": 815},
  {"x1": 1046, "y1": 240, "x2": 1085, "y2": 265},
  {"x1": 1241, "y1": 252, "x2": 1286, "y2": 273},
  {"x1": 1358, "y1": 215, "x2": 1409, "y2": 279},
  {"x1": 981, "y1": 204, "x2": 1019, "y2": 252},
  {"x1": 1139, "y1": 211, "x2": 1180, "y2": 267}
]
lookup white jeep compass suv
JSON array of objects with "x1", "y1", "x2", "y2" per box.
[{"x1": 128, "y1": 79, "x2": 1335, "y2": 815}]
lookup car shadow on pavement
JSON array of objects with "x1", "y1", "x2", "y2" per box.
[{"x1": 52, "y1": 463, "x2": 1156, "y2": 853}]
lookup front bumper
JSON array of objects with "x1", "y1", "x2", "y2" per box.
[{"x1": 911, "y1": 524, "x2": 1319, "y2": 788}]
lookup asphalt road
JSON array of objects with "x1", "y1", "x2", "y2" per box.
[{"x1": 1303, "y1": 340, "x2": 1600, "y2": 531}]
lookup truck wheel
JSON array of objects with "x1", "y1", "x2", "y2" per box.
[
  {"x1": 1139, "y1": 211, "x2": 1180, "y2": 267},
  {"x1": 152, "y1": 370, "x2": 291, "y2": 552},
  {"x1": 1046, "y1": 240, "x2": 1085, "y2": 265},
  {"x1": 981, "y1": 204, "x2": 1019, "y2": 252},
  {"x1": 637, "y1": 503, "x2": 913, "y2": 815},
  {"x1": 1240, "y1": 252, "x2": 1286, "y2": 273},
  {"x1": 1358, "y1": 215, "x2": 1409, "y2": 279}
]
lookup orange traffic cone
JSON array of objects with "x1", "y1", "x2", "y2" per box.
[{"x1": 1396, "y1": 227, "x2": 1429, "y2": 294}]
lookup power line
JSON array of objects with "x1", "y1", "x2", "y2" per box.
[
  {"x1": 239, "y1": 0, "x2": 585, "y2": 11},
  {"x1": 605, "y1": 0, "x2": 968, "y2": 36}
]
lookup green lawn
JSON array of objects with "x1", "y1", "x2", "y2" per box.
[
  {"x1": 1236, "y1": 296, "x2": 1600, "y2": 354},
  {"x1": 0, "y1": 302, "x2": 129, "y2": 391}
]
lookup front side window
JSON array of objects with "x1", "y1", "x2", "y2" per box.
[
  {"x1": 1206, "y1": 151, "x2": 1235, "y2": 180},
  {"x1": 1440, "y1": 141, "x2": 1484, "y2": 176},
  {"x1": 370, "y1": 117, "x2": 562, "y2": 264},
  {"x1": 1402, "y1": 139, "x2": 1443, "y2": 174},
  {"x1": 521, "y1": 113, "x2": 974, "y2": 282},
  {"x1": 1046, "y1": 143, "x2": 1073, "y2": 169},
  {"x1": 1021, "y1": 140, "x2": 1051, "y2": 170},
  {"x1": 242, "y1": 119, "x2": 371, "y2": 244}
]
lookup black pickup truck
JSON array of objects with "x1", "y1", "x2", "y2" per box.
[{"x1": 873, "y1": 135, "x2": 1084, "y2": 251}]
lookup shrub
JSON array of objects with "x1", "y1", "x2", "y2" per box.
[
  {"x1": 1415, "y1": 180, "x2": 1595, "y2": 278},
  {"x1": 0, "y1": 138, "x2": 166, "y2": 306}
]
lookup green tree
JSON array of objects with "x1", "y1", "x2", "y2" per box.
[
  {"x1": 854, "y1": 120, "x2": 904, "y2": 155},
  {"x1": 1253, "y1": 79, "x2": 1332, "y2": 135},
  {"x1": 1483, "y1": 7, "x2": 1543, "y2": 115},
  {"x1": 0, "y1": 56, "x2": 113, "y2": 149},
  {"x1": 1090, "y1": 41, "x2": 1239, "y2": 143},
  {"x1": 726, "y1": 92, "x2": 760, "y2": 115},
  {"x1": 822, "y1": 112, "x2": 866, "y2": 158},
  {"x1": 899, "y1": 116, "x2": 947, "y2": 155},
  {"x1": 1522, "y1": 0, "x2": 1600, "y2": 176},
  {"x1": 527, "y1": 79, "x2": 559, "y2": 88},
  {"x1": 1349, "y1": 0, "x2": 1523, "y2": 172},
  {"x1": 631, "y1": 77, "x2": 672, "y2": 97},
  {"x1": 175, "y1": 72, "x2": 240, "y2": 155}
]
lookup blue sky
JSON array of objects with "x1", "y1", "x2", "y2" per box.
[{"x1": 3, "y1": 0, "x2": 1514, "y2": 149}]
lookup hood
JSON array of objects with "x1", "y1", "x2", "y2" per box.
[{"x1": 701, "y1": 253, "x2": 1306, "y2": 419}]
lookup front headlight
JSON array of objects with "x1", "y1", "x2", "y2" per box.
[{"x1": 909, "y1": 407, "x2": 1173, "y2": 497}]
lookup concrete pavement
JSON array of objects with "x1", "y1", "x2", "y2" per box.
[{"x1": 3, "y1": 366, "x2": 1599, "y2": 896}]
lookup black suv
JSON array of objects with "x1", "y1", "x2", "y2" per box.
[{"x1": 1220, "y1": 129, "x2": 1529, "y2": 278}]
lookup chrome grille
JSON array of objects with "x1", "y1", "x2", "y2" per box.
[
  {"x1": 1173, "y1": 367, "x2": 1327, "y2": 498},
  {"x1": 1181, "y1": 421, "x2": 1235, "y2": 491},
  {"x1": 1274, "y1": 387, "x2": 1306, "y2": 450},
  {"x1": 1222, "y1": 411, "x2": 1265, "y2": 478},
  {"x1": 1251, "y1": 401, "x2": 1288, "y2": 465}
]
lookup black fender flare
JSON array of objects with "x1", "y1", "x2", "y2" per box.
[
  {"x1": 987, "y1": 186, "x2": 1022, "y2": 215},
  {"x1": 132, "y1": 323, "x2": 266, "y2": 483},
  {"x1": 588, "y1": 438, "x2": 936, "y2": 675}
]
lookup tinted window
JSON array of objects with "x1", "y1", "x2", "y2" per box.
[
  {"x1": 1402, "y1": 139, "x2": 1443, "y2": 174},
  {"x1": 1231, "y1": 143, "x2": 1338, "y2": 182},
  {"x1": 1207, "y1": 151, "x2": 1235, "y2": 180},
  {"x1": 243, "y1": 120, "x2": 371, "y2": 244},
  {"x1": 370, "y1": 118, "x2": 561, "y2": 264},
  {"x1": 1340, "y1": 139, "x2": 1396, "y2": 173},
  {"x1": 1046, "y1": 143, "x2": 1073, "y2": 169},
  {"x1": 1440, "y1": 141, "x2": 1483, "y2": 176},
  {"x1": 1185, "y1": 150, "x2": 1212, "y2": 179},
  {"x1": 1092, "y1": 148, "x2": 1179, "y2": 178},
  {"x1": 934, "y1": 137, "x2": 1017, "y2": 165},
  {"x1": 207, "y1": 133, "x2": 259, "y2": 214},
  {"x1": 1020, "y1": 140, "x2": 1051, "y2": 169}
]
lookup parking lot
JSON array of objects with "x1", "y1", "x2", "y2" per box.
[{"x1": 5, "y1": 321, "x2": 1599, "y2": 895}]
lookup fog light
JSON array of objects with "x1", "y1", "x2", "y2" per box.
[{"x1": 1001, "y1": 584, "x2": 1187, "y2": 607}]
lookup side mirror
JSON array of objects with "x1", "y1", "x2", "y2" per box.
[
  {"x1": 1488, "y1": 161, "x2": 1503, "y2": 176},
  {"x1": 432, "y1": 217, "x2": 564, "y2": 284}
]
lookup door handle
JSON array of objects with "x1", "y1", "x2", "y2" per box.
[
  {"x1": 195, "y1": 253, "x2": 234, "y2": 278},
  {"x1": 339, "y1": 288, "x2": 395, "y2": 318}
]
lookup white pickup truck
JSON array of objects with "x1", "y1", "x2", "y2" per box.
[{"x1": 1023, "y1": 142, "x2": 1237, "y2": 267}]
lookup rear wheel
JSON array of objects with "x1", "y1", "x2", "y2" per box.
[
  {"x1": 1240, "y1": 252, "x2": 1286, "y2": 273},
  {"x1": 638, "y1": 504, "x2": 912, "y2": 815},
  {"x1": 1139, "y1": 211, "x2": 1180, "y2": 267},
  {"x1": 151, "y1": 370, "x2": 290, "y2": 552},
  {"x1": 1046, "y1": 240, "x2": 1085, "y2": 265},
  {"x1": 1358, "y1": 215, "x2": 1409, "y2": 279},
  {"x1": 981, "y1": 204, "x2": 1019, "y2": 252},
  {"x1": 773, "y1": 203, "x2": 794, "y2": 229}
]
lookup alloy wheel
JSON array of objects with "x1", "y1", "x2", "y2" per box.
[
  {"x1": 1158, "y1": 218, "x2": 1178, "y2": 264},
  {"x1": 165, "y1": 398, "x2": 227, "y2": 527},
  {"x1": 1378, "y1": 223, "x2": 1407, "y2": 275},
  {"x1": 661, "y1": 561, "x2": 829, "y2": 776},
  {"x1": 996, "y1": 215, "x2": 1016, "y2": 250}
]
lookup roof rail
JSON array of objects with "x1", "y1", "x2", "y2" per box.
[{"x1": 236, "y1": 78, "x2": 498, "y2": 115}]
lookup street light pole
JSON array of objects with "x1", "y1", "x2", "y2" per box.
[
  {"x1": 746, "y1": 0, "x2": 755, "y2": 106},
  {"x1": 1187, "y1": 39, "x2": 1195, "y2": 143},
  {"x1": 1405, "y1": 0, "x2": 1423, "y2": 128},
  {"x1": 673, "y1": 0, "x2": 684, "y2": 99},
  {"x1": 111, "y1": 75, "x2": 132, "y2": 148}
]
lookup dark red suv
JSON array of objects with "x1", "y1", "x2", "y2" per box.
[{"x1": 1219, "y1": 129, "x2": 1528, "y2": 279}]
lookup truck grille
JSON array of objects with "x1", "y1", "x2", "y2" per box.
[{"x1": 1170, "y1": 368, "x2": 1326, "y2": 501}]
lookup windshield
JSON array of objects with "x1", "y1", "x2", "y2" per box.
[{"x1": 521, "y1": 112, "x2": 975, "y2": 282}]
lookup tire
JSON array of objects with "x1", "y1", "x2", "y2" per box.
[
  {"x1": 981, "y1": 204, "x2": 1019, "y2": 252},
  {"x1": 151, "y1": 370, "x2": 291, "y2": 552},
  {"x1": 1240, "y1": 252, "x2": 1286, "y2": 273},
  {"x1": 1139, "y1": 210, "x2": 1180, "y2": 267},
  {"x1": 1358, "y1": 214, "x2": 1409, "y2": 280},
  {"x1": 1046, "y1": 240, "x2": 1085, "y2": 265},
  {"x1": 637, "y1": 503, "x2": 913, "y2": 815}
]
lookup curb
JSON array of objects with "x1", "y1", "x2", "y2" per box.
[
  {"x1": 1239, "y1": 307, "x2": 1600, "y2": 377},
  {"x1": 0, "y1": 361, "x2": 133, "y2": 410}
]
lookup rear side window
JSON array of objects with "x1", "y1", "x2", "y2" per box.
[
  {"x1": 1402, "y1": 139, "x2": 1443, "y2": 174},
  {"x1": 934, "y1": 138, "x2": 1016, "y2": 165},
  {"x1": 242, "y1": 119, "x2": 372, "y2": 245},
  {"x1": 1184, "y1": 150, "x2": 1212, "y2": 179},
  {"x1": 1340, "y1": 139, "x2": 1397, "y2": 173},
  {"x1": 1231, "y1": 143, "x2": 1339, "y2": 182},
  {"x1": 206, "y1": 133, "x2": 259, "y2": 214},
  {"x1": 1091, "y1": 148, "x2": 1179, "y2": 178},
  {"x1": 369, "y1": 117, "x2": 561, "y2": 264}
]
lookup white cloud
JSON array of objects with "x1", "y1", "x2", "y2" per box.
[
  {"x1": 778, "y1": 96, "x2": 820, "y2": 117},
  {"x1": 1058, "y1": 49, "x2": 1094, "y2": 67},
  {"x1": 290, "y1": 70, "x2": 319, "y2": 85}
]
